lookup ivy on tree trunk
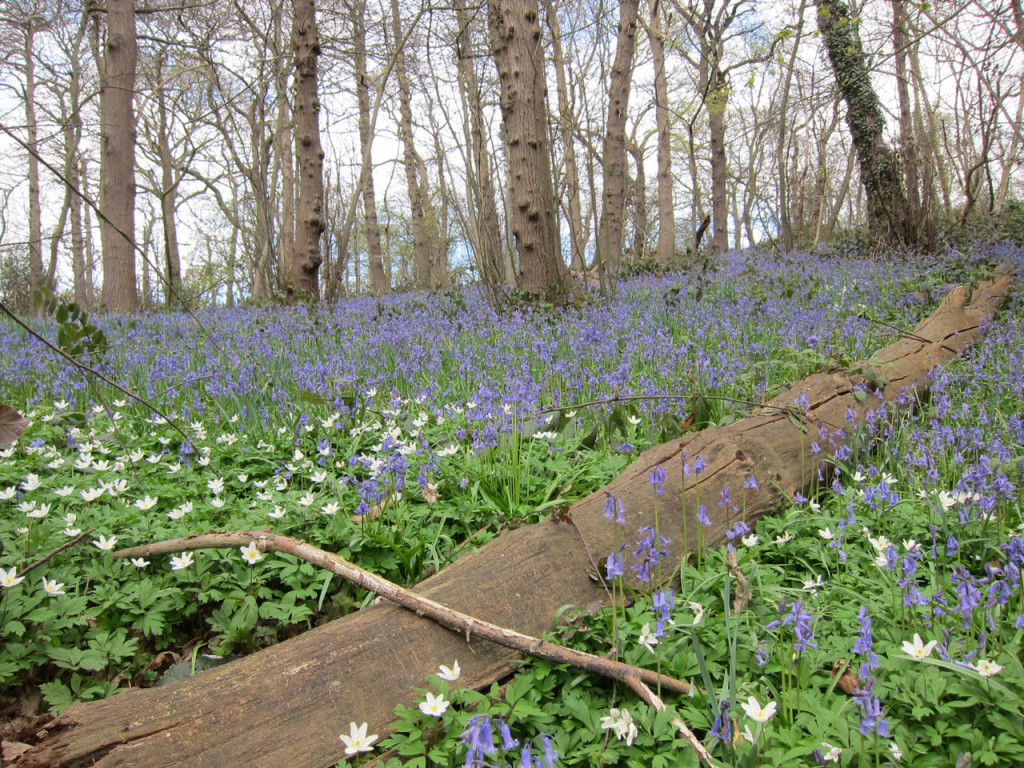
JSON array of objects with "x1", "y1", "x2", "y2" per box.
[{"x1": 816, "y1": 0, "x2": 916, "y2": 249}]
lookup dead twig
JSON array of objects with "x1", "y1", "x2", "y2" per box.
[
  {"x1": 16, "y1": 529, "x2": 94, "y2": 580},
  {"x1": 725, "y1": 547, "x2": 751, "y2": 616},
  {"x1": 622, "y1": 675, "x2": 715, "y2": 764},
  {"x1": 114, "y1": 530, "x2": 691, "y2": 698}
]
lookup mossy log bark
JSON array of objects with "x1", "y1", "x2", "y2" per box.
[{"x1": 17, "y1": 268, "x2": 1013, "y2": 768}]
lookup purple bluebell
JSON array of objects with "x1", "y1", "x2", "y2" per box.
[
  {"x1": 853, "y1": 676, "x2": 889, "y2": 737},
  {"x1": 709, "y1": 700, "x2": 731, "y2": 741},
  {"x1": 649, "y1": 465, "x2": 666, "y2": 495},
  {"x1": 605, "y1": 552, "x2": 624, "y2": 580},
  {"x1": 461, "y1": 715, "x2": 496, "y2": 766}
]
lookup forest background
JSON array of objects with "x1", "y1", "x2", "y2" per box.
[{"x1": 0, "y1": 0, "x2": 1021, "y2": 311}]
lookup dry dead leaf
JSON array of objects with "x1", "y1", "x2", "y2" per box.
[
  {"x1": 0, "y1": 404, "x2": 29, "y2": 447},
  {"x1": 831, "y1": 659, "x2": 861, "y2": 695}
]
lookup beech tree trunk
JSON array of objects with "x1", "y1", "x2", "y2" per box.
[
  {"x1": 153, "y1": 73, "x2": 182, "y2": 309},
  {"x1": 890, "y1": 0, "x2": 932, "y2": 248},
  {"x1": 353, "y1": 0, "x2": 387, "y2": 293},
  {"x1": 291, "y1": 0, "x2": 325, "y2": 299},
  {"x1": 16, "y1": 267, "x2": 1012, "y2": 768},
  {"x1": 776, "y1": 0, "x2": 807, "y2": 252},
  {"x1": 542, "y1": 0, "x2": 587, "y2": 273},
  {"x1": 598, "y1": 0, "x2": 640, "y2": 269},
  {"x1": 23, "y1": 19, "x2": 45, "y2": 311},
  {"x1": 95, "y1": 0, "x2": 139, "y2": 312},
  {"x1": 649, "y1": 0, "x2": 675, "y2": 264},
  {"x1": 487, "y1": 0, "x2": 571, "y2": 304},
  {"x1": 391, "y1": 0, "x2": 432, "y2": 289},
  {"x1": 708, "y1": 75, "x2": 729, "y2": 253},
  {"x1": 274, "y1": 12, "x2": 295, "y2": 291},
  {"x1": 454, "y1": 0, "x2": 505, "y2": 296}
]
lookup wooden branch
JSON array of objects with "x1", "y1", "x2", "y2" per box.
[
  {"x1": 16, "y1": 530, "x2": 93, "y2": 580},
  {"x1": 113, "y1": 531, "x2": 692, "y2": 698},
  {"x1": 623, "y1": 676, "x2": 714, "y2": 764}
]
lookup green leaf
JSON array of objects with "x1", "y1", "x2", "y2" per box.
[
  {"x1": 138, "y1": 611, "x2": 166, "y2": 638},
  {"x1": 39, "y1": 679, "x2": 75, "y2": 714}
]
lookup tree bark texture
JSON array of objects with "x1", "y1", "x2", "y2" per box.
[
  {"x1": 816, "y1": 0, "x2": 913, "y2": 249},
  {"x1": 454, "y1": 0, "x2": 506, "y2": 296},
  {"x1": 154, "y1": 73, "x2": 182, "y2": 309},
  {"x1": 542, "y1": 0, "x2": 587, "y2": 274},
  {"x1": 487, "y1": 0, "x2": 571, "y2": 304},
  {"x1": 708, "y1": 75, "x2": 729, "y2": 253},
  {"x1": 16, "y1": 267, "x2": 1012, "y2": 768},
  {"x1": 391, "y1": 0, "x2": 433, "y2": 289},
  {"x1": 96, "y1": 0, "x2": 139, "y2": 312},
  {"x1": 24, "y1": 20, "x2": 45, "y2": 312},
  {"x1": 890, "y1": 0, "x2": 932, "y2": 248},
  {"x1": 649, "y1": 0, "x2": 675, "y2": 264},
  {"x1": 353, "y1": 0, "x2": 387, "y2": 294},
  {"x1": 274, "y1": 12, "x2": 295, "y2": 291},
  {"x1": 290, "y1": 0, "x2": 325, "y2": 299},
  {"x1": 598, "y1": 0, "x2": 639, "y2": 269}
]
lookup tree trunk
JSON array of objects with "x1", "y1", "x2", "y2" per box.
[
  {"x1": 649, "y1": 0, "x2": 675, "y2": 263},
  {"x1": 69, "y1": 156, "x2": 88, "y2": 308},
  {"x1": 890, "y1": 0, "x2": 932, "y2": 247},
  {"x1": 815, "y1": 0, "x2": 912, "y2": 249},
  {"x1": 775, "y1": 0, "x2": 807, "y2": 252},
  {"x1": 454, "y1": 0, "x2": 505, "y2": 297},
  {"x1": 627, "y1": 136, "x2": 648, "y2": 257},
  {"x1": 598, "y1": 0, "x2": 640, "y2": 269},
  {"x1": 994, "y1": 77, "x2": 1024, "y2": 214},
  {"x1": 17, "y1": 268, "x2": 1013, "y2": 768},
  {"x1": 427, "y1": 122, "x2": 449, "y2": 285},
  {"x1": 353, "y1": 0, "x2": 387, "y2": 293},
  {"x1": 60, "y1": 14, "x2": 89, "y2": 308},
  {"x1": 291, "y1": 0, "x2": 325, "y2": 299},
  {"x1": 80, "y1": 157, "x2": 97, "y2": 307},
  {"x1": 155, "y1": 77, "x2": 182, "y2": 309},
  {"x1": 24, "y1": 20, "x2": 45, "y2": 312},
  {"x1": 487, "y1": 0, "x2": 571, "y2": 304},
  {"x1": 708, "y1": 73, "x2": 729, "y2": 253},
  {"x1": 542, "y1": 0, "x2": 587, "y2": 274},
  {"x1": 96, "y1": 0, "x2": 139, "y2": 312},
  {"x1": 390, "y1": 0, "x2": 432, "y2": 289},
  {"x1": 274, "y1": 14, "x2": 295, "y2": 291}
]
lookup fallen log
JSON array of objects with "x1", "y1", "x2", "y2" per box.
[{"x1": 17, "y1": 267, "x2": 1013, "y2": 768}]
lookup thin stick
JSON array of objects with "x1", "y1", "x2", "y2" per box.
[
  {"x1": 622, "y1": 675, "x2": 714, "y2": 764},
  {"x1": 114, "y1": 530, "x2": 692, "y2": 697},
  {"x1": 0, "y1": 302, "x2": 190, "y2": 443},
  {"x1": 16, "y1": 529, "x2": 94, "y2": 579}
]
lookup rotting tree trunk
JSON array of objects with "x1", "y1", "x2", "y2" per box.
[{"x1": 17, "y1": 268, "x2": 1013, "y2": 768}]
